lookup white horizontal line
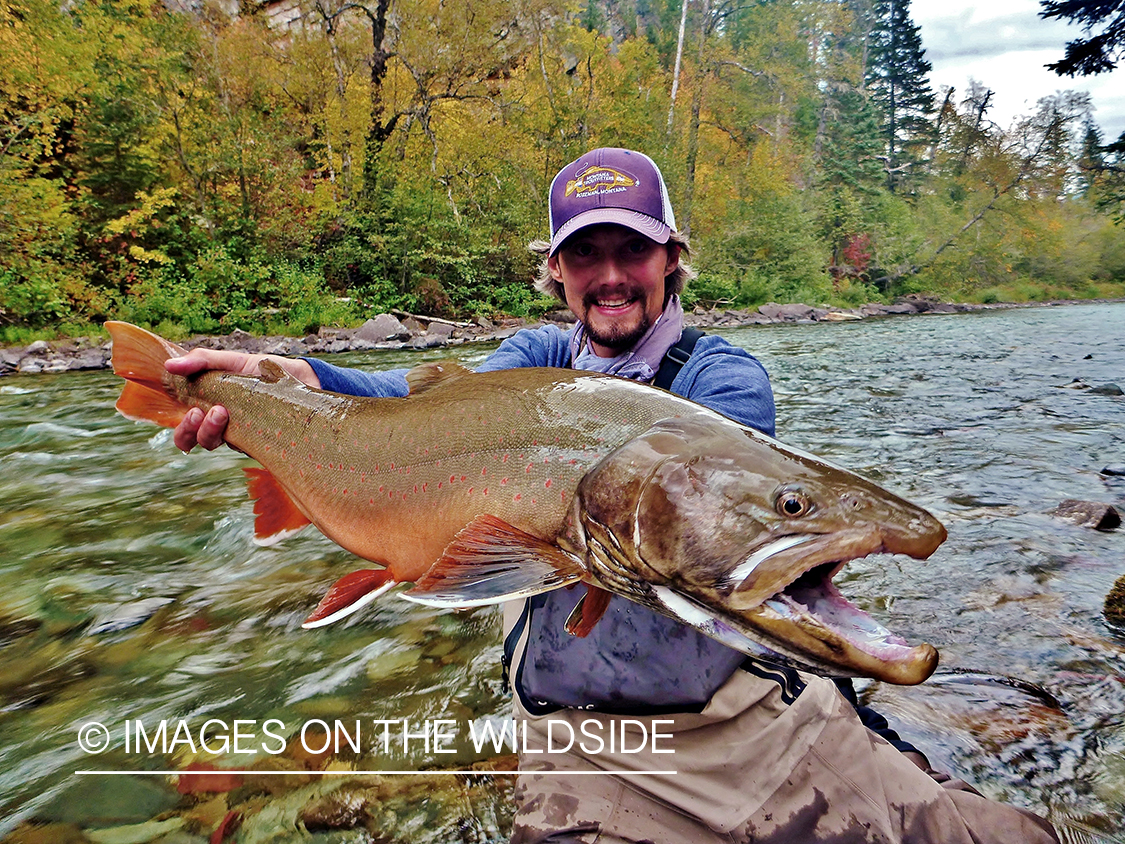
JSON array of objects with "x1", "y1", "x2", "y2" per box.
[{"x1": 77, "y1": 769, "x2": 678, "y2": 776}]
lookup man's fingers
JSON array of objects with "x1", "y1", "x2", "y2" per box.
[
  {"x1": 197, "y1": 406, "x2": 229, "y2": 450},
  {"x1": 165, "y1": 349, "x2": 255, "y2": 377},
  {"x1": 173, "y1": 406, "x2": 229, "y2": 452}
]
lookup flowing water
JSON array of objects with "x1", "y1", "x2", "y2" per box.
[{"x1": 1, "y1": 303, "x2": 1123, "y2": 842}]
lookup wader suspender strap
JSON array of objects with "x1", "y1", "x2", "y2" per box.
[{"x1": 653, "y1": 327, "x2": 705, "y2": 390}]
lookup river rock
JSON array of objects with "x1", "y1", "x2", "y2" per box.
[
  {"x1": 88, "y1": 597, "x2": 175, "y2": 635},
  {"x1": 1106, "y1": 574, "x2": 1125, "y2": 628},
  {"x1": 1049, "y1": 500, "x2": 1121, "y2": 531},
  {"x1": 355, "y1": 314, "x2": 409, "y2": 343},
  {"x1": 1100, "y1": 466, "x2": 1125, "y2": 477},
  {"x1": 1089, "y1": 383, "x2": 1124, "y2": 396}
]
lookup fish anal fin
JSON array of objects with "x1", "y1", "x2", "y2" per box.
[
  {"x1": 564, "y1": 584, "x2": 613, "y2": 637},
  {"x1": 401, "y1": 514, "x2": 583, "y2": 607},
  {"x1": 302, "y1": 569, "x2": 396, "y2": 628},
  {"x1": 404, "y1": 361, "x2": 474, "y2": 395},
  {"x1": 244, "y1": 467, "x2": 312, "y2": 544}
]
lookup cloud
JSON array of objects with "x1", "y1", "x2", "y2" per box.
[{"x1": 912, "y1": 0, "x2": 1125, "y2": 137}]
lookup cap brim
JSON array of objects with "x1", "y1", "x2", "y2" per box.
[{"x1": 549, "y1": 209, "x2": 672, "y2": 255}]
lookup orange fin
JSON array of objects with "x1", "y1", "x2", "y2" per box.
[
  {"x1": 564, "y1": 584, "x2": 613, "y2": 637},
  {"x1": 115, "y1": 380, "x2": 189, "y2": 428},
  {"x1": 106, "y1": 321, "x2": 189, "y2": 427},
  {"x1": 400, "y1": 514, "x2": 583, "y2": 607},
  {"x1": 302, "y1": 568, "x2": 397, "y2": 628},
  {"x1": 244, "y1": 467, "x2": 312, "y2": 544}
]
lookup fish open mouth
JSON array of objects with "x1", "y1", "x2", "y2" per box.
[{"x1": 657, "y1": 531, "x2": 941, "y2": 685}]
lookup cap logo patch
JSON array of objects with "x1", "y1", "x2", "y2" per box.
[{"x1": 565, "y1": 165, "x2": 638, "y2": 198}]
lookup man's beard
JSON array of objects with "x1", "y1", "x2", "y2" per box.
[{"x1": 582, "y1": 304, "x2": 653, "y2": 353}]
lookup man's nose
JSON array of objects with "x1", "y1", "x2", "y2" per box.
[{"x1": 601, "y1": 256, "x2": 627, "y2": 284}]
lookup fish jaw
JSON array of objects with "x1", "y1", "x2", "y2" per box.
[{"x1": 597, "y1": 524, "x2": 943, "y2": 684}]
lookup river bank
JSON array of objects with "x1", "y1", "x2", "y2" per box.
[{"x1": 3, "y1": 295, "x2": 1122, "y2": 376}]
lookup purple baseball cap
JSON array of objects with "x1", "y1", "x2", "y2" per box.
[{"x1": 547, "y1": 148, "x2": 677, "y2": 255}]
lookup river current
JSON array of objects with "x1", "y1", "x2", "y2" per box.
[{"x1": 1, "y1": 303, "x2": 1123, "y2": 841}]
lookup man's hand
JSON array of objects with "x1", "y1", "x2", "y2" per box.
[{"x1": 165, "y1": 349, "x2": 320, "y2": 452}]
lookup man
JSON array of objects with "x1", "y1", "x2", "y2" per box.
[{"x1": 170, "y1": 148, "x2": 1058, "y2": 843}]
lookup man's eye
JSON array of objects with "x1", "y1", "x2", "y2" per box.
[
  {"x1": 572, "y1": 243, "x2": 594, "y2": 257},
  {"x1": 627, "y1": 240, "x2": 650, "y2": 254}
]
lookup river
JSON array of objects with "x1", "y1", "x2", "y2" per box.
[{"x1": 1, "y1": 303, "x2": 1123, "y2": 842}]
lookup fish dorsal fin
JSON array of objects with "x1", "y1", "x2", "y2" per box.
[
  {"x1": 400, "y1": 514, "x2": 583, "y2": 607},
  {"x1": 244, "y1": 467, "x2": 312, "y2": 543},
  {"x1": 258, "y1": 359, "x2": 301, "y2": 385},
  {"x1": 302, "y1": 569, "x2": 397, "y2": 628},
  {"x1": 404, "y1": 361, "x2": 473, "y2": 395}
]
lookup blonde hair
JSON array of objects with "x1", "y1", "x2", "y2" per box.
[{"x1": 528, "y1": 231, "x2": 696, "y2": 305}]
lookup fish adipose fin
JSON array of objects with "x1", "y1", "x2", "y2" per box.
[
  {"x1": 401, "y1": 514, "x2": 583, "y2": 607},
  {"x1": 106, "y1": 321, "x2": 190, "y2": 427},
  {"x1": 564, "y1": 584, "x2": 613, "y2": 637},
  {"x1": 404, "y1": 361, "x2": 474, "y2": 395},
  {"x1": 244, "y1": 467, "x2": 312, "y2": 544},
  {"x1": 302, "y1": 569, "x2": 397, "y2": 628}
]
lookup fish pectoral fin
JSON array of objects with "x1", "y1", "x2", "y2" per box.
[
  {"x1": 302, "y1": 569, "x2": 397, "y2": 628},
  {"x1": 244, "y1": 467, "x2": 312, "y2": 544},
  {"x1": 404, "y1": 361, "x2": 474, "y2": 395},
  {"x1": 400, "y1": 514, "x2": 583, "y2": 607},
  {"x1": 564, "y1": 584, "x2": 613, "y2": 637}
]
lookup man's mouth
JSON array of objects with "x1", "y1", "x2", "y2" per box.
[{"x1": 588, "y1": 294, "x2": 638, "y2": 312}]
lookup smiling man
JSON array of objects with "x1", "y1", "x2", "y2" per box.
[{"x1": 168, "y1": 148, "x2": 1057, "y2": 844}]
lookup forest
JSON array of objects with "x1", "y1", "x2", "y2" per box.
[{"x1": 2, "y1": 0, "x2": 1124, "y2": 341}]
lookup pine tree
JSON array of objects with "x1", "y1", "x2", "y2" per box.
[{"x1": 864, "y1": 0, "x2": 935, "y2": 192}]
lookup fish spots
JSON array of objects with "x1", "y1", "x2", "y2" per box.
[
  {"x1": 481, "y1": 467, "x2": 487, "y2": 476},
  {"x1": 514, "y1": 493, "x2": 522, "y2": 501},
  {"x1": 544, "y1": 479, "x2": 553, "y2": 489},
  {"x1": 500, "y1": 478, "x2": 508, "y2": 485}
]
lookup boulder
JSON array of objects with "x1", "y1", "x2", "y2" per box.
[
  {"x1": 1049, "y1": 500, "x2": 1120, "y2": 531},
  {"x1": 355, "y1": 315, "x2": 409, "y2": 344}
]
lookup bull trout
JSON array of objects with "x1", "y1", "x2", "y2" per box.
[{"x1": 107, "y1": 321, "x2": 946, "y2": 685}]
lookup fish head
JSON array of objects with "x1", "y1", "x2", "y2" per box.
[{"x1": 569, "y1": 416, "x2": 946, "y2": 685}]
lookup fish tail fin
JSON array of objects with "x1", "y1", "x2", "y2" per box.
[{"x1": 106, "y1": 321, "x2": 189, "y2": 428}]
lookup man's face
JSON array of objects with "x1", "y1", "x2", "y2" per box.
[{"x1": 549, "y1": 223, "x2": 680, "y2": 357}]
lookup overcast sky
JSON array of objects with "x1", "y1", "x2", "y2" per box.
[{"x1": 911, "y1": 0, "x2": 1125, "y2": 140}]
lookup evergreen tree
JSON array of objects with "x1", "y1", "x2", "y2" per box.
[{"x1": 864, "y1": 0, "x2": 935, "y2": 192}]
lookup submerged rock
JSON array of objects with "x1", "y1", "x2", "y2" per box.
[{"x1": 1049, "y1": 500, "x2": 1121, "y2": 531}]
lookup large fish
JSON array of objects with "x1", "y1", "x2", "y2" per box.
[{"x1": 107, "y1": 321, "x2": 946, "y2": 685}]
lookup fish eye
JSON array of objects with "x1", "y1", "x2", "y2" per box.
[{"x1": 775, "y1": 488, "x2": 813, "y2": 518}]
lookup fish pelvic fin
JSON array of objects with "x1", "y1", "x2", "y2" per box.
[
  {"x1": 404, "y1": 361, "x2": 474, "y2": 395},
  {"x1": 106, "y1": 321, "x2": 189, "y2": 427},
  {"x1": 400, "y1": 514, "x2": 583, "y2": 607},
  {"x1": 244, "y1": 467, "x2": 312, "y2": 544},
  {"x1": 564, "y1": 584, "x2": 613, "y2": 637},
  {"x1": 302, "y1": 569, "x2": 397, "y2": 628}
]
